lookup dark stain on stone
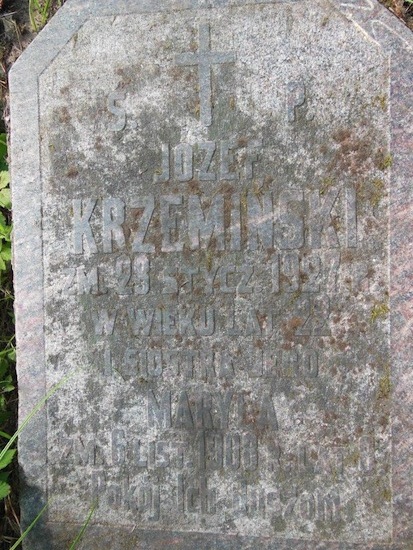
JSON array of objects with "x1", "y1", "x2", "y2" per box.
[
  {"x1": 330, "y1": 128, "x2": 374, "y2": 176},
  {"x1": 58, "y1": 106, "x2": 71, "y2": 124},
  {"x1": 66, "y1": 166, "x2": 79, "y2": 178}
]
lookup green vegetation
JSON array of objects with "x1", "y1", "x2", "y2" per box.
[
  {"x1": 0, "y1": 132, "x2": 14, "y2": 506},
  {"x1": 0, "y1": 135, "x2": 11, "y2": 271},
  {"x1": 378, "y1": 153, "x2": 393, "y2": 171},
  {"x1": 29, "y1": 0, "x2": 58, "y2": 32},
  {"x1": 68, "y1": 501, "x2": 98, "y2": 550},
  {"x1": 9, "y1": 502, "x2": 50, "y2": 550},
  {"x1": 371, "y1": 301, "x2": 390, "y2": 322},
  {"x1": 370, "y1": 178, "x2": 386, "y2": 208},
  {"x1": 1, "y1": 373, "x2": 72, "y2": 498},
  {"x1": 377, "y1": 364, "x2": 391, "y2": 400}
]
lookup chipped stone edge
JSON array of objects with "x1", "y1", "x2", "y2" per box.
[{"x1": 9, "y1": 0, "x2": 413, "y2": 547}]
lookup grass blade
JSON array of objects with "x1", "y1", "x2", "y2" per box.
[
  {"x1": 28, "y1": 0, "x2": 39, "y2": 32},
  {"x1": 0, "y1": 448, "x2": 15, "y2": 469},
  {"x1": 10, "y1": 501, "x2": 50, "y2": 550},
  {"x1": 68, "y1": 500, "x2": 97, "y2": 550},
  {"x1": 0, "y1": 371, "x2": 74, "y2": 464}
]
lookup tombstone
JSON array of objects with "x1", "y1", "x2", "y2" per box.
[{"x1": 9, "y1": 0, "x2": 413, "y2": 548}]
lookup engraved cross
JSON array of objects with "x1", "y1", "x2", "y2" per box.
[{"x1": 176, "y1": 24, "x2": 236, "y2": 127}]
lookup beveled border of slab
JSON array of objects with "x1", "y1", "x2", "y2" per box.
[{"x1": 9, "y1": 0, "x2": 413, "y2": 547}]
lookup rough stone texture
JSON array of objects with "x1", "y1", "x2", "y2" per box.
[{"x1": 9, "y1": 0, "x2": 413, "y2": 548}]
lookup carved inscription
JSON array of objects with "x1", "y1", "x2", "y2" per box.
[
  {"x1": 154, "y1": 139, "x2": 262, "y2": 182},
  {"x1": 102, "y1": 347, "x2": 321, "y2": 381},
  {"x1": 49, "y1": 123, "x2": 391, "y2": 537},
  {"x1": 43, "y1": 6, "x2": 391, "y2": 540},
  {"x1": 71, "y1": 192, "x2": 356, "y2": 255}
]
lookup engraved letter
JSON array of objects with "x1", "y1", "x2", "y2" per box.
[
  {"x1": 216, "y1": 392, "x2": 233, "y2": 429},
  {"x1": 115, "y1": 257, "x2": 133, "y2": 296},
  {"x1": 225, "y1": 434, "x2": 240, "y2": 470},
  {"x1": 133, "y1": 255, "x2": 150, "y2": 295},
  {"x1": 197, "y1": 308, "x2": 215, "y2": 336},
  {"x1": 243, "y1": 433, "x2": 258, "y2": 471},
  {"x1": 317, "y1": 491, "x2": 341, "y2": 522},
  {"x1": 162, "y1": 269, "x2": 178, "y2": 295},
  {"x1": 155, "y1": 144, "x2": 170, "y2": 183},
  {"x1": 112, "y1": 429, "x2": 126, "y2": 465},
  {"x1": 198, "y1": 141, "x2": 216, "y2": 181},
  {"x1": 220, "y1": 140, "x2": 237, "y2": 180},
  {"x1": 302, "y1": 349, "x2": 319, "y2": 378},
  {"x1": 108, "y1": 91, "x2": 126, "y2": 132},
  {"x1": 92, "y1": 309, "x2": 117, "y2": 336},
  {"x1": 282, "y1": 252, "x2": 299, "y2": 292},
  {"x1": 161, "y1": 195, "x2": 184, "y2": 252},
  {"x1": 245, "y1": 139, "x2": 263, "y2": 179},
  {"x1": 308, "y1": 188, "x2": 340, "y2": 249},
  {"x1": 188, "y1": 194, "x2": 225, "y2": 250},
  {"x1": 174, "y1": 391, "x2": 194, "y2": 429},
  {"x1": 148, "y1": 390, "x2": 172, "y2": 428},
  {"x1": 73, "y1": 199, "x2": 97, "y2": 255},
  {"x1": 62, "y1": 268, "x2": 76, "y2": 295},
  {"x1": 300, "y1": 493, "x2": 315, "y2": 521},
  {"x1": 174, "y1": 143, "x2": 193, "y2": 182},
  {"x1": 230, "y1": 193, "x2": 241, "y2": 251},
  {"x1": 91, "y1": 471, "x2": 106, "y2": 499},
  {"x1": 76, "y1": 266, "x2": 99, "y2": 295},
  {"x1": 257, "y1": 394, "x2": 279, "y2": 430},
  {"x1": 131, "y1": 196, "x2": 155, "y2": 253},
  {"x1": 287, "y1": 81, "x2": 305, "y2": 123},
  {"x1": 276, "y1": 189, "x2": 304, "y2": 249},
  {"x1": 127, "y1": 308, "x2": 154, "y2": 336},
  {"x1": 102, "y1": 198, "x2": 126, "y2": 253},
  {"x1": 220, "y1": 265, "x2": 236, "y2": 293},
  {"x1": 238, "y1": 266, "x2": 254, "y2": 294},
  {"x1": 247, "y1": 192, "x2": 273, "y2": 250}
]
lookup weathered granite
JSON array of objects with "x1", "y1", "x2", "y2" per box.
[{"x1": 9, "y1": 0, "x2": 413, "y2": 548}]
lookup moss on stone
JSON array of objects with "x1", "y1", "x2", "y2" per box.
[{"x1": 371, "y1": 302, "x2": 389, "y2": 322}]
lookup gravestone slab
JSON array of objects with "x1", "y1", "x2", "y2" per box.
[{"x1": 9, "y1": 0, "x2": 413, "y2": 548}]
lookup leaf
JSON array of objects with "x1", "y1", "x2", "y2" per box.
[
  {"x1": 0, "y1": 358, "x2": 7, "y2": 377},
  {"x1": 7, "y1": 349, "x2": 16, "y2": 362},
  {"x1": 0, "y1": 374, "x2": 13, "y2": 387},
  {"x1": 0, "y1": 223, "x2": 11, "y2": 241},
  {"x1": 0, "y1": 431, "x2": 11, "y2": 440},
  {"x1": 0, "y1": 449, "x2": 16, "y2": 470},
  {"x1": 0, "y1": 134, "x2": 7, "y2": 172},
  {"x1": 0, "y1": 243, "x2": 11, "y2": 262},
  {"x1": 0, "y1": 412, "x2": 10, "y2": 424},
  {"x1": 0, "y1": 471, "x2": 10, "y2": 482},
  {"x1": 0, "y1": 480, "x2": 10, "y2": 500},
  {"x1": 0, "y1": 381, "x2": 15, "y2": 393},
  {"x1": 0, "y1": 171, "x2": 9, "y2": 190},
  {"x1": 0, "y1": 255, "x2": 6, "y2": 272},
  {"x1": 0, "y1": 187, "x2": 11, "y2": 208}
]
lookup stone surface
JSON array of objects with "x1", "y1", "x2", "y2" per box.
[{"x1": 9, "y1": 0, "x2": 413, "y2": 548}]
